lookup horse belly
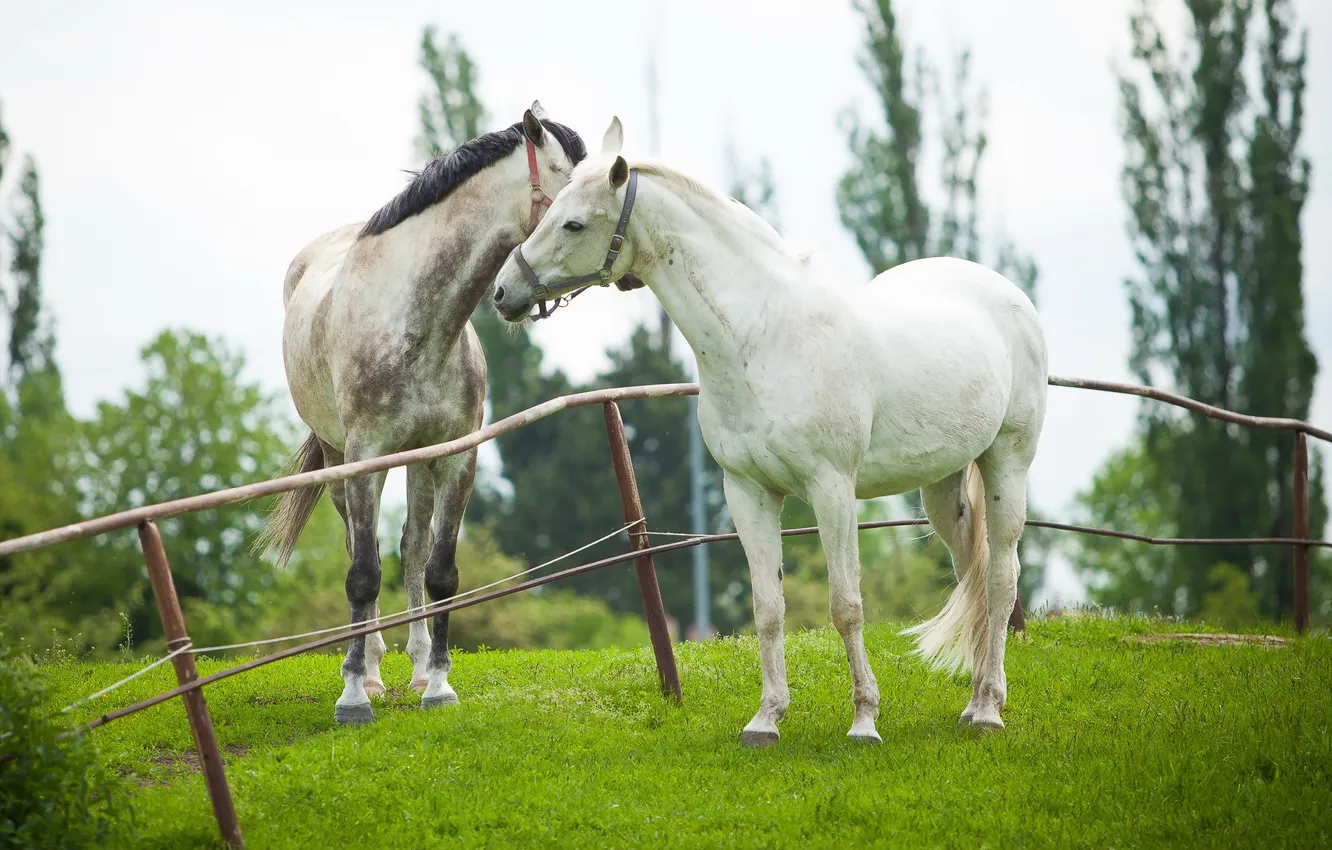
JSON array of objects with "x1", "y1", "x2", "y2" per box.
[
  {"x1": 853, "y1": 341, "x2": 1011, "y2": 498},
  {"x1": 283, "y1": 269, "x2": 344, "y2": 449}
]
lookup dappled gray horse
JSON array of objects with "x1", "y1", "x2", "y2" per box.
[{"x1": 255, "y1": 103, "x2": 588, "y2": 724}]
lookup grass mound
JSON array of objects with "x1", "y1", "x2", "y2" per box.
[{"x1": 38, "y1": 615, "x2": 1332, "y2": 848}]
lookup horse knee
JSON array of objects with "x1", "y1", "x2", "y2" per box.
[
  {"x1": 424, "y1": 545, "x2": 459, "y2": 602},
  {"x1": 344, "y1": 557, "x2": 381, "y2": 610},
  {"x1": 753, "y1": 605, "x2": 783, "y2": 640},
  {"x1": 830, "y1": 594, "x2": 864, "y2": 636}
]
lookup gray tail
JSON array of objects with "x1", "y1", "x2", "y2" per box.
[{"x1": 251, "y1": 431, "x2": 326, "y2": 570}]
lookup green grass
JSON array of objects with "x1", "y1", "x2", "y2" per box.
[{"x1": 38, "y1": 615, "x2": 1332, "y2": 849}]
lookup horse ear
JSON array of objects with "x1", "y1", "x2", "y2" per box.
[
  {"x1": 529, "y1": 99, "x2": 551, "y2": 120},
  {"x1": 609, "y1": 156, "x2": 629, "y2": 190},
  {"x1": 522, "y1": 109, "x2": 546, "y2": 146},
  {"x1": 600, "y1": 116, "x2": 624, "y2": 156}
]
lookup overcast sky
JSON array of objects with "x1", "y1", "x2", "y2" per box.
[{"x1": 2, "y1": 0, "x2": 1329, "y2": 604}]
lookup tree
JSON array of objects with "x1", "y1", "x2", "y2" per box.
[
  {"x1": 415, "y1": 26, "x2": 485, "y2": 163},
  {"x1": 834, "y1": 0, "x2": 1047, "y2": 604},
  {"x1": 726, "y1": 140, "x2": 781, "y2": 232},
  {"x1": 7, "y1": 160, "x2": 50, "y2": 385},
  {"x1": 408, "y1": 29, "x2": 756, "y2": 633},
  {"x1": 0, "y1": 106, "x2": 86, "y2": 654},
  {"x1": 1078, "y1": 0, "x2": 1325, "y2": 622},
  {"x1": 39, "y1": 331, "x2": 298, "y2": 651}
]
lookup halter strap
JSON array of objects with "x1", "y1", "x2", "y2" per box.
[
  {"x1": 512, "y1": 168, "x2": 639, "y2": 319},
  {"x1": 525, "y1": 137, "x2": 555, "y2": 234}
]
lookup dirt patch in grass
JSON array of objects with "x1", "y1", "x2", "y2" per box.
[
  {"x1": 121, "y1": 745, "x2": 250, "y2": 787},
  {"x1": 1125, "y1": 632, "x2": 1290, "y2": 648}
]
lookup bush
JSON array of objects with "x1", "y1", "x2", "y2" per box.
[{"x1": 0, "y1": 634, "x2": 126, "y2": 848}]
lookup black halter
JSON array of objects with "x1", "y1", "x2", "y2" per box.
[{"x1": 512, "y1": 168, "x2": 638, "y2": 320}]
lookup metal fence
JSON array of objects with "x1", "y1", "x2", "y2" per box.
[{"x1": 1, "y1": 376, "x2": 1328, "y2": 849}]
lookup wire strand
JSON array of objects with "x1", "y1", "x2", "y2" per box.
[
  {"x1": 55, "y1": 643, "x2": 194, "y2": 716},
  {"x1": 189, "y1": 519, "x2": 644, "y2": 655}
]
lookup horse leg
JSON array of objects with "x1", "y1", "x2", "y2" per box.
[
  {"x1": 725, "y1": 471, "x2": 788, "y2": 747},
  {"x1": 321, "y1": 441, "x2": 352, "y2": 559},
  {"x1": 320, "y1": 444, "x2": 388, "y2": 698},
  {"x1": 810, "y1": 474, "x2": 880, "y2": 743},
  {"x1": 968, "y1": 443, "x2": 1030, "y2": 729},
  {"x1": 420, "y1": 450, "x2": 476, "y2": 710},
  {"x1": 403, "y1": 462, "x2": 436, "y2": 692},
  {"x1": 333, "y1": 444, "x2": 388, "y2": 725},
  {"x1": 919, "y1": 469, "x2": 984, "y2": 722}
]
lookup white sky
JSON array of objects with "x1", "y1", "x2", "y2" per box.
[{"x1": 2, "y1": 0, "x2": 1329, "y2": 604}]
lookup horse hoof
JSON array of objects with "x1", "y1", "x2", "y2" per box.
[
  {"x1": 847, "y1": 730, "x2": 882, "y2": 744},
  {"x1": 410, "y1": 678, "x2": 430, "y2": 693},
  {"x1": 421, "y1": 693, "x2": 460, "y2": 710},
  {"x1": 739, "y1": 730, "x2": 779, "y2": 749},
  {"x1": 334, "y1": 702, "x2": 374, "y2": 725},
  {"x1": 363, "y1": 679, "x2": 386, "y2": 697},
  {"x1": 968, "y1": 713, "x2": 1005, "y2": 731}
]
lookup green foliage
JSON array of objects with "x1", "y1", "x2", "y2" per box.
[
  {"x1": 470, "y1": 325, "x2": 752, "y2": 632},
  {"x1": 445, "y1": 526, "x2": 649, "y2": 651},
  {"x1": 415, "y1": 26, "x2": 484, "y2": 162},
  {"x1": 6, "y1": 160, "x2": 48, "y2": 381},
  {"x1": 37, "y1": 617, "x2": 1332, "y2": 848},
  {"x1": 64, "y1": 330, "x2": 293, "y2": 651},
  {"x1": 835, "y1": 0, "x2": 1044, "y2": 602},
  {"x1": 0, "y1": 635, "x2": 127, "y2": 847},
  {"x1": 1074, "y1": 444, "x2": 1179, "y2": 613},
  {"x1": 0, "y1": 115, "x2": 90, "y2": 655},
  {"x1": 1083, "y1": 0, "x2": 1324, "y2": 622},
  {"x1": 1199, "y1": 562, "x2": 1262, "y2": 629},
  {"x1": 780, "y1": 504, "x2": 948, "y2": 631},
  {"x1": 726, "y1": 141, "x2": 781, "y2": 230}
]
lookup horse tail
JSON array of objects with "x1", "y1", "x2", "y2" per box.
[
  {"x1": 251, "y1": 431, "x2": 326, "y2": 570},
  {"x1": 901, "y1": 460, "x2": 992, "y2": 674}
]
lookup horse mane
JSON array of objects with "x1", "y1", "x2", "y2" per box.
[
  {"x1": 360, "y1": 119, "x2": 587, "y2": 238},
  {"x1": 629, "y1": 161, "x2": 792, "y2": 255}
]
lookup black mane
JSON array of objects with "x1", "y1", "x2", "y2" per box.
[{"x1": 359, "y1": 119, "x2": 588, "y2": 237}]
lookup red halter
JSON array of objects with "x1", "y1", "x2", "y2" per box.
[{"x1": 526, "y1": 138, "x2": 555, "y2": 233}]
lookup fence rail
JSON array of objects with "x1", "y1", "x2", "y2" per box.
[{"x1": 4, "y1": 375, "x2": 1329, "y2": 849}]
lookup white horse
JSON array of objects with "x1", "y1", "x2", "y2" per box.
[{"x1": 491, "y1": 118, "x2": 1048, "y2": 744}]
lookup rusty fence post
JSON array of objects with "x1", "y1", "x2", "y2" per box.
[
  {"x1": 602, "y1": 401, "x2": 683, "y2": 704},
  {"x1": 138, "y1": 521, "x2": 245, "y2": 848},
  {"x1": 1293, "y1": 432, "x2": 1310, "y2": 635}
]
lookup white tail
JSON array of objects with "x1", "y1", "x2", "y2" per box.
[{"x1": 901, "y1": 461, "x2": 991, "y2": 674}]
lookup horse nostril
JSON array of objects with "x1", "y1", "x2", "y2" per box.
[{"x1": 494, "y1": 285, "x2": 506, "y2": 303}]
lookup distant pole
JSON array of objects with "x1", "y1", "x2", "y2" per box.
[
  {"x1": 689, "y1": 394, "x2": 711, "y2": 639},
  {"x1": 644, "y1": 1, "x2": 708, "y2": 639},
  {"x1": 645, "y1": 0, "x2": 671, "y2": 344}
]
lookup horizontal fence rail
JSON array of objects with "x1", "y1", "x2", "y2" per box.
[
  {"x1": 1049, "y1": 376, "x2": 1332, "y2": 443},
  {"x1": 0, "y1": 375, "x2": 1327, "y2": 558}
]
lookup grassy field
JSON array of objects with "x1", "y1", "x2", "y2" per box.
[{"x1": 39, "y1": 614, "x2": 1332, "y2": 849}]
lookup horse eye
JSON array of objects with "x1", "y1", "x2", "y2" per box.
[{"x1": 563, "y1": 221, "x2": 584, "y2": 233}]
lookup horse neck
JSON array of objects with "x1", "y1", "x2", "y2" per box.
[
  {"x1": 377, "y1": 155, "x2": 532, "y2": 348},
  {"x1": 634, "y1": 180, "x2": 804, "y2": 375}
]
